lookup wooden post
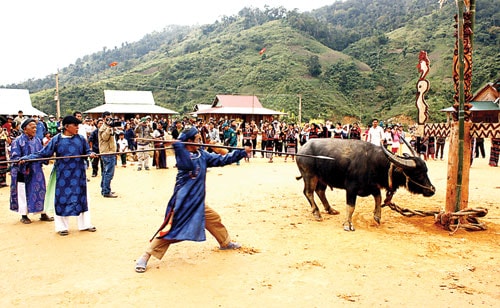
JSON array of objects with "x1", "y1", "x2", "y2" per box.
[
  {"x1": 445, "y1": 122, "x2": 472, "y2": 215},
  {"x1": 55, "y1": 71, "x2": 61, "y2": 119},
  {"x1": 446, "y1": 0, "x2": 473, "y2": 214},
  {"x1": 297, "y1": 94, "x2": 302, "y2": 126}
]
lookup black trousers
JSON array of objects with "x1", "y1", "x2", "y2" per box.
[
  {"x1": 435, "y1": 143, "x2": 445, "y2": 159},
  {"x1": 252, "y1": 138, "x2": 257, "y2": 155},
  {"x1": 92, "y1": 156, "x2": 104, "y2": 176},
  {"x1": 475, "y1": 141, "x2": 485, "y2": 158}
]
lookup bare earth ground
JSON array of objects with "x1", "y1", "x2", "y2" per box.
[{"x1": 0, "y1": 142, "x2": 498, "y2": 307}]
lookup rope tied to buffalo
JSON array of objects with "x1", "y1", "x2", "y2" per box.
[{"x1": 382, "y1": 194, "x2": 488, "y2": 233}]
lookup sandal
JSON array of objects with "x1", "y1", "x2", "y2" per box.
[
  {"x1": 40, "y1": 214, "x2": 54, "y2": 222},
  {"x1": 135, "y1": 258, "x2": 148, "y2": 273},
  {"x1": 20, "y1": 217, "x2": 32, "y2": 224},
  {"x1": 58, "y1": 230, "x2": 69, "y2": 236},
  {"x1": 82, "y1": 226, "x2": 97, "y2": 232},
  {"x1": 220, "y1": 241, "x2": 241, "y2": 250}
]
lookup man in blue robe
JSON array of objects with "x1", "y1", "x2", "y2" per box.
[
  {"x1": 135, "y1": 127, "x2": 251, "y2": 273},
  {"x1": 19, "y1": 116, "x2": 97, "y2": 236},
  {"x1": 33, "y1": 115, "x2": 46, "y2": 142},
  {"x1": 10, "y1": 118, "x2": 53, "y2": 224}
]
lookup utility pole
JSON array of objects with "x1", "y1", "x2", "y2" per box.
[
  {"x1": 55, "y1": 70, "x2": 60, "y2": 118},
  {"x1": 297, "y1": 94, "x2": 302, "y2": 126}
]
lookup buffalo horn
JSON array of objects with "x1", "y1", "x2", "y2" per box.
[
  {"x1": 380, "y1": 143, "x2": 417, "y2": 169},
  {"x1": 400, "y1": 136, "x2": 417, "y2": 157}
]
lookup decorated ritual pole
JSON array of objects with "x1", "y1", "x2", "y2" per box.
[
  {"x1": 415, "y1": 50, "x2": 431, "y2": 140},
  {"x1": 445, "y1": 0, "x2": 474, "y2": 215}
]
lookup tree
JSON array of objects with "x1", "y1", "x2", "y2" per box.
[{"x1": 306, "y1": 55, "x2": 322, "y2": 77}]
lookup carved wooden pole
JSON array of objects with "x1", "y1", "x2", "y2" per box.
[
  {"x1": 445, "y1": 0, "x2": 474, "y2": 217},
  {"x1": 415, "y1": 50, "x2": 430, "y2": 138}
]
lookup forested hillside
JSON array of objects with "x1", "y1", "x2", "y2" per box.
[{"x1": 5, "y1": 0, "x2": 499, "y2": 125}]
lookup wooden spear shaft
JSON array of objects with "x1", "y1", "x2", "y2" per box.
[
  {"x1": 136, "y1": 138, "x2": 336, "y2": 161},
  {"x1": 2, "y1": 140, "x2": 336, "y2": 164},
  {"x1": 0, "y1": 146, "x2": 173, "y2": 164}
]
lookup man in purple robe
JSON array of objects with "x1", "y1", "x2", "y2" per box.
[
  {"x1": 135, "y1": 127, "x2": 251, "y2": 273},
  {"x1": 10, "y1": 118, "x2": 53, "y2": 224}
]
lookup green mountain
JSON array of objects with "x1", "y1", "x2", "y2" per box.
[{"x1": 5, "y1": 0, "x2": 500, "y2": 125}]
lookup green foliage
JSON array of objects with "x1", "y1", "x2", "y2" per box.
[
  {"x1": 9, "y1": 0, "x2": 500, "y2": 125},
  {"x1": 306, "y1": 55, "x2": 322, "y2": 77}
]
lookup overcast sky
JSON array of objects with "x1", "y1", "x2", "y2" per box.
[{"x1": 0, "y1": 0, "x2": 335, "y2": 86}]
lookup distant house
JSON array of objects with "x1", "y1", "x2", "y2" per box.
[
  {"x1": 0, "y1": 88, "x2": 47, "y2": 117},
  {"x1": 84, "y1": 90, "x2": 178, "y2": 120},
  {"x1": 441, "y1": 79, "x2": 500, "y2": 123},
  {"x1": 191, "y1": 95, "x2": 286, "y2": 124}
]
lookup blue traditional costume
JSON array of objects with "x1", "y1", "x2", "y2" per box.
[
  {"x1": 136, "y1": 127, "x2": 247, "y2": 273},
  {"x1": 24, "y1": 133, "x2": 91, "y2": 216},
  {"x1": 22, "y1": 116, "x2": 95, "y2": 235},
  {"x1": 156, "y1": 140, "x2": 247, "y2": 242},
  {"x1": 10, "y1": 132, "x2": 46, "y2": 214}
]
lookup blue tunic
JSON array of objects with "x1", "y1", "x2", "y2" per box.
[
  {"x1": 159, "y1": 142, "x2": 246, "y2": 242},
  {"x1": 23, "y1": 133, "x2": 91, "y2": 216},
  {"x1": 10, "y1": 134, "x2": 46, "y2": 213}
]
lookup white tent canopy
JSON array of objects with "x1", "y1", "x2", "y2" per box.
[{"x1": 0, "y1": 89, "x2": 47, "y2": 116}]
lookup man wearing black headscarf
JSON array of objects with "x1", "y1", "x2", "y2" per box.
[
  {"x1": 9, "y1": 118, "x2": 53, "y2": 224},
  {"x1": 135, "y1": 127, "x2": 251, "y2": 273},
  {"x1": 19, "y1": 116, "x2": 97, "y2": 236}
]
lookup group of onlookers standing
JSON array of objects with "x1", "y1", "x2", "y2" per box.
[
  {"x1": 6, "y1": 113, "x2": 97, "y2": 235},
  {"x1": 1, "y1": 110, "x2": 176, "y2": 236},
  {"x1": 1, "y1": 111, "x2": 498, "y2": 237},
  {"x1": 191, "y1": 117, "x2": 499, "y2": 168}
]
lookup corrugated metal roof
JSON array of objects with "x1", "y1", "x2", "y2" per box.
[
  {"x1": 441, "y1": 101, "x2": 500, "y2": 112},
  {"x1": 193, "y1": 104, "x2": 212, "y2": 112},
  {"x1": 193, "y1": 95, "x2": 284, "y2": 116},
  {"x1": 194, "y1": 106, "x2": 286, "y2": 115},
  {"x1": 0, "y1": 89, "x2": 47, "y2": 116},
  {"x1": 84, "y1": 90, "x2": 178, "y2": 115},
  {"x1": 85, "y1": 104, "x2": 178, "y2": 114},
  {"x1": 213, "y1": 95, "x2": 264, "y2": 108},
  {"x1": 104, "y1": 90, "x2": 156, "y2": 105}
]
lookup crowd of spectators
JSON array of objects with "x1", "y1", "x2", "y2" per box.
[{"x1": 1, "y1": 111, "x2": 498, "y2": 170}]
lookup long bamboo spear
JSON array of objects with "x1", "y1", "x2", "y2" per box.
[
  {"x1": 136, "y1": 138, "x2": 336, "y2": 161},
  {"x1": 0, "y1": 146, "x2": 173, "y2": 164},
  {"x1": 1, "y1": 139, "x2": 336, "y2": 164}
]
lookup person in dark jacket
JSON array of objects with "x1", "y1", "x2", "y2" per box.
[{"x1": 88, "y1": 119, "x2": 103, "y2": 177}]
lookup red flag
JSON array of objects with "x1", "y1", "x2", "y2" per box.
[
  {"x1": 259, "y1": 48, "x2": 266, "y2": 55},
  {"x1": 109, "y1": 61, "x2": 118, "y2": 67}
]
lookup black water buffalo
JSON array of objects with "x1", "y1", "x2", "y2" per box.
[{"x1": 296, "y1": 138, "x2": 435, "y2": 231}]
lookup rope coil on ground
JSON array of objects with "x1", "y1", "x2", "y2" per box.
[{"x1": 382, "y1": 202, "x2": 488, "y2": 233}]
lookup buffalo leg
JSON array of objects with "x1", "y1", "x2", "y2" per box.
[
  {"x1": 302, "y1": 176, "x2": 322, "y2": 221},
  {"x1": 343, "y1": 205, "x2": 355, "y2": 231},
  {"x1": 372, "y1": 194, "x2": 382, "y2": 224},
  {"x1": 315, "y1": 182, "x2": 339, "y2": 215},
  {"x1": 343, "y1": 192, "x2": 357, "y2": 231}
]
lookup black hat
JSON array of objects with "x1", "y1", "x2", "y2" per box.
[
  {"x1": 62, "y1": 115, "x2": 81, "y2": 126},
  {"x1": 102, "y1": 111, "x2": 111, "y2": 117},
  {"x1": 21, "y1": 118, "x2": 36, "y2": 130}
]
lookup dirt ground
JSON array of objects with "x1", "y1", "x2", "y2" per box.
[{"x1": 0, "y1": 142, "x2": 498, "y2": 307}]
